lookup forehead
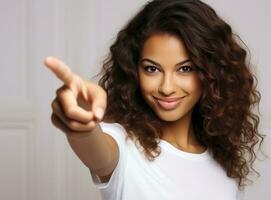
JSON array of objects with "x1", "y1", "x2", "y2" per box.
[{"x1": 140, "y1": 33, "x2": 189, "y2": 60}]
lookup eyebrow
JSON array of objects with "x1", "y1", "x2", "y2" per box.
[{"x1": 140, "y1": 58, "x2": 191, "y2": 67}]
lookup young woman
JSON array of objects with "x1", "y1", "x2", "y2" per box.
[{"x1": 45, "y1": 0, "x2": 266, "y2": 199}]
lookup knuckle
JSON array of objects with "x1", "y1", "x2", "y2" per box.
[
  {"x1": 65, "y1": 108, "x2": 75, "y2": 119},
  {"x1": 51, "y1": 114, "x2": 58, "y2": 126},
  {"x1": 87, "y1": 121, "x2": 96, "y2": 129},
  {"x1": 68, "y1": 121, "x2": 95, "y2": 132},
  {"x1": 73, "y1": 75, "x2": 81, "y2": 85},
  {"x1": 56, "y1": 85, "x2": 66, "y2": 96},
  {"x1": 51, "y1": 99, "x2": 57, "y2": 110},
  {"x1": 56, "y1": 88, "x2": 61, "y2": 96},
  {"x1": 51, "y1": 99, "x2": 62, "y2": 114},
  {"x1": 51, "y1": 113, "x2": 55, "y2": 122},
  {"x1": 68, "y1": 121, "x2": 78, "y2": 131}
]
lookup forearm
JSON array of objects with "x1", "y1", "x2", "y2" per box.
[{"x1": 66, "y1": 123, "x2": 112, "y2": 172}]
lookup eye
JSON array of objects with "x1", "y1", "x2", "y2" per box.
[
  {"x1": 178, "y1": 65, "x2": 193, "y2": 72},
  {"x1": 144, "y1": 65, "x2": 159, "y2": 73}
]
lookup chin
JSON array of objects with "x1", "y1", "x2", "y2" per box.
[
  {"x1": 156, "y1": 112, "x2": 186, "y2": 122},
  {"x1": 150, "y1": 106, "x2": 190, "y2": 122}
]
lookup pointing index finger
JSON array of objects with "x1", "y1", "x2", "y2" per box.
[{"x1": 44, "y1": 56, "x2": 74, "y2": 85}]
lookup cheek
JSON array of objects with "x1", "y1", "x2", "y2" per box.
[
  {"x1": 139, "y1": 76, "x2": 159, "y2": 94},
  {"x1": 177, "y1": 76, "x2": 202, "y2": 94}
]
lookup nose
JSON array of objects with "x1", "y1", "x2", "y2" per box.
[{"x1": 158, "y1": 74, "x2": 176, "y2": 96}]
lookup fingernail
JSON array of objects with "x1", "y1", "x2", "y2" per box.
[{"x1": 95, "y1": 107, "x2": 104, "y2": 121}]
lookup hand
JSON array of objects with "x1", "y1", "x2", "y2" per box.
[{"x1": 44, "y1": 56, "x2": 107, "y2": 137}]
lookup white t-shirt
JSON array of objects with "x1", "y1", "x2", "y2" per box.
[{"x1": 90, "y1": 122, "x2": 245, "y2": 200}]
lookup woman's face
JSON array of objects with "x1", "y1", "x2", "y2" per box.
[{"x1": 138, "y1": 33, "x2": 202, "y2": 122}]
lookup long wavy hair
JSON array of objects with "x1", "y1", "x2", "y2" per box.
[{"x1": 95, "y1": 0, "x2": 266, "y2": 190}]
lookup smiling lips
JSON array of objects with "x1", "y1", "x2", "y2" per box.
[{"x1": 154, "y1": 96, "x2": 185, "y2": 110}]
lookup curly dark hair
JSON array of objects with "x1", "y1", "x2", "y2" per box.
[{"x1": 94, "y1": 0, "x2": 267, "y2": 190}]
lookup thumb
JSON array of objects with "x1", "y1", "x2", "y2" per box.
[
  {"x1": 85, "y1": 81, "x2": 107, "y2": 121},
  {"x1": 94, "y1": 106, "x2": 105, "y2": 121}
]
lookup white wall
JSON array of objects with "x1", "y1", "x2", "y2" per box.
[{"x1": 0, "y1": 0, "x2": 270, "y2": 199}]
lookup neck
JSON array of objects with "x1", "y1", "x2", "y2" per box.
[{"x1": 161, "y1": 111, "x2": 204, "y2": 152}]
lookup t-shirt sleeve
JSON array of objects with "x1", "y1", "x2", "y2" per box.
[
  {"x1": 89, "y1": 122, "x2": 128, "y2": 199},
  {"x1": 236, "y1": 188, "x2": 245, "y2": 200}
]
